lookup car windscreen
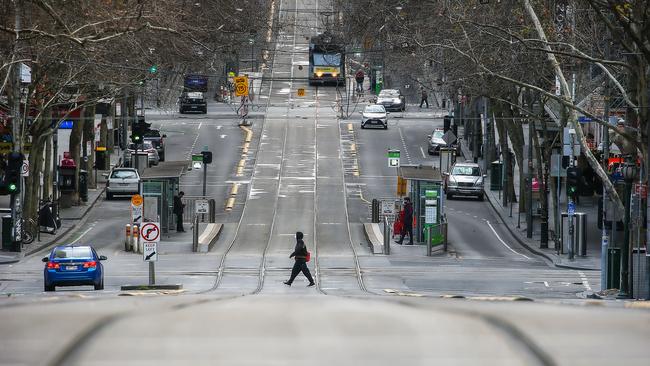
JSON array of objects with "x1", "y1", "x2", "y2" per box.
[
  {"x1": 128, "y1": 142, "x2": 153, "y2": 150},
  {"x1": 53, "y1": 247, "x2": 93, "y2": 259},
  {"x1": 451, "y1": 166, "x2": 481, "y2": 176},
  {"x1": 313, "y1": 53, "x2": 341, "y2": 66},
  {"x1": 111, "y1": 170, "x2": 138, "y2": 179},
  {"x1": 379, "y1": 90, "x2": 399, "y2": 97},
  {"x1": 365, "y1": 105, "x2": 385, "y2": 113},
  {"x1": 433, "y1": 130, "x2": 444, "y2": 139},
  {"x1": 143, "y1": 130, "x2": 160, "y2": 137}
]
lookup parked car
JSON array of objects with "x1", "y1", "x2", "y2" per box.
[
  {"x1": 179, "y1": 91, "x2": 207, "y2": 114},
  {"x1": 42, "y1": 245, "x2": 107, "y2": 291},
  {"x1": 427, "y1": 128, "x2": 460, "y2": 155},
  {"x1": 143, "y1": 129, "x2": 167, "y2": 161},
  {"x1": 444, "y1": 161, "x2": 485, "y2": 200},
  {"x1": 376, "y1": 89, "x2": 405, "y2": 112},
  {"x1": 124, "y1": 141, "x2": 159, "y2": 167},
  {"x1": 360, "y1": 104, "x2": 389, "y2": 129},
  {"x1": 105, "y1": 168, "x2": 140, "y2": 200}
]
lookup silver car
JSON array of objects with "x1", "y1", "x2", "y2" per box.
[
  {"x1": 376, "y1": 89, "x2": 405, "y2": 112},
  {"x1": 105, "y1": 168, "x2": 140, "y2": 200},
  {"x1": 360, "y1": 104, "x2": 388, "y2": 129},
  {"x1": 444, "y1": 162, "x2": 485, "y2": 200},
  {"x1": 124, "y1": 141, "x2": 160, "y2": 167}
]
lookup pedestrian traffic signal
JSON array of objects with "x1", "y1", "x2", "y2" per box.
[
  {"x1": 201, "y1": 151, "x2": 212, "y2": 164},
  {"x1": 149, "y1": 65, "x2": 158, "y2": 74},
  {"x1": 130, "y1": 133, "x2": 142, "y2": 143},
  {"x1": 566, "y1": 167, "x2": 579, "y2": 196}
]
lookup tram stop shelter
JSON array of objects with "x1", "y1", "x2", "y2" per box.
[
  {"x1": 140, "y1": 161, "x2": 187, "y2": 234},
  {"x1": 398, "y1": 165, "x2": 446, "y2": 247}
]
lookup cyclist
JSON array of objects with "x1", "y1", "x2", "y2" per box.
[{"x1": 355, "y1": 69, "x2": 365, "y2": 95}]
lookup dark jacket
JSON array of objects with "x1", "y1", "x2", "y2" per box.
[
  {"x1": 289, "y1": 239, "x2": 308, "y2": 262},
  {"x1": 173, "y1": 195, "x2": 184, "y2": 215},
  {"x1": 403, "y1": 202, "x2": 413, "y2": 226}
]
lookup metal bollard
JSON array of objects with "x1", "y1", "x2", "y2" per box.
[
  {"x1": 192, "y1": 216, "x2": 199, "y2": 252},
  {"x1": 442, "y1": 220, "x2": 448, "y2": 252},
  {"x1": 125, "y1": 224, "x2": 131, "y2": 251},
  {"x1": 132, "y1": 225, "x2": 139, "y2": 253},
  {"x1": 426, "y1": 226, "x2": 432, "y2": 257},
  {"x1": 383, "y1": 216, "x2": 390, "y2": 255}
]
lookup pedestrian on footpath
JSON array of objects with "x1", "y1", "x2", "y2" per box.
[
  {"x1": 173, "y1": 191, "x2": 185, "y2": 232},
  {"x1": 284, "y1": 231, "x2": 315, "y2": 287},
  {"x1": 355, "y1": 69, "x2": 365, "y2": 94},
  {"x1": 396, "y1": 197, "x2": 414, "y2": 245},
  {"x1": 419, "y1": 87, "x2": 429, "y2": 108}
]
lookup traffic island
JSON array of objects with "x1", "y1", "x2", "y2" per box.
[{"x1": 120, "y1": 284, "x2": 183, "y2": 291}]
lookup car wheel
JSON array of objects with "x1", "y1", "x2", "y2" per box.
[
  {"x1": 446, "y1": 193, "x2": 453, "y2": 200},
  {"x1": 106, "y1": 192, "x2": 113, "y2": 200},
  {"x1": 478, "y1": 193, "x2": 484, "y2": 201},
  {"x1": 361, "y1": 123, "x2": 365, "y2": 129},
  {"x1": 94, "y1": 280, "x2": 104, "y2": 291},
  {"x1": 383, "y1": 124, "x2": 388, "y2": 130},
  {"x1": 159, "y1": 153, "x2": 165, "y2": 162},
  {"x1": 44, "y1": 284, "x2": 55, "y2": 292}
]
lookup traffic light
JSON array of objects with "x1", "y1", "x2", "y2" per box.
[
  {"x1": 566, "y1": 166, "x2": 579, "y2": 198},
  {"x1": 201, "y1": 151, "x2": 212, "y2": 164},
  {"x1": 149, "y1": 65, "x2": 158, "y2": 74},
  {"x1": 4, "y1": 152, "x2": 23, "y2": 194}
]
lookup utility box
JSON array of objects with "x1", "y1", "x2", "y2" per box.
[
  {"x1": 607, "y1": 248, "x2": 621, "y2": 290},
  {"x1": 632, "y1": 249, "x2": 649, "y2": 299},
  {"x1": 2, "y1": 215, "x2": 12, "y2": 250}
]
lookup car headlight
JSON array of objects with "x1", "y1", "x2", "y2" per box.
[
  {"x1": 448, "y1": 178, "x2": 458, "y2": 187},
  {"x1": 331, "y1": 72, "x2": 338, "y2": 77},
  {"x1": 474, "y1": 179, "x2": 484, "y2": 187},
  {"x1": 393, "y1": 98, "x2": 401, "y2": 103},
  {"x1": 316, "y1": 72, "x2": 323, "y2": 77}
]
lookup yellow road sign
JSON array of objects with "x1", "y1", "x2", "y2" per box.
[
  {"x1": 131, "y1": 194, "x2": 143, "y2": 206},
  {"x1": 297, "y1": 88, "x2": 305, "y2": 97},
  {"x1": 234, "y1": 76, "x2": 249, "y2": 97}
]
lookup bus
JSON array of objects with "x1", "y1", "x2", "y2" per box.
[{"x1": 308, "y1": 31, "x2": 345, "y2": 86}]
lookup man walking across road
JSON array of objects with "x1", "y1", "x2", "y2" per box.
[
  {"x1": 419, "y1": 87, "x2": 429, "y2": 108},
  {"x1": 396, "y1": 197, "x2": 414, "y2": 245},
  {"x1": 284, "y1": 231, "x2": 315, "y2": 287},
  {"x1": 173, "y1": 191, "x2": 185, "y2": 232}
]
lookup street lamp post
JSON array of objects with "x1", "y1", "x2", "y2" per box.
[{"x1": 619, "y1": 160, "x2": 637, "y2": 298}]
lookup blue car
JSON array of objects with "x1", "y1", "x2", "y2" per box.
[{"x1": 42, "y1": 245, "x2": 107, "y2": 291}]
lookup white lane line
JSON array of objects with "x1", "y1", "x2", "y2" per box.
[
  {"x1": 578, "y1": 271, "x2": 592, "y2": 291},
  {"x1": 198, "y1": 122, "x2": 203, "y2": 129},
  {"x1": 70, "y1": 223, "x2": 97, "y2": 244},
  {"x1": 544, "y1": 281, "x2": 549, "y2": 287},
  {"x1": 485, "y1": 220, "x2": 532, "y2": 260},
  {"x1": 420, "y1": 146, "x2": 426, "y2": 159}
]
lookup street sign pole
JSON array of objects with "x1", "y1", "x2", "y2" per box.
[
  {"x1": 568, "y1": 132, "x2": 575, "y2": 261},
  {"x1": 149, "y1": 261, "x2": 155, "y2": 286},
  {"x1": 141, "y1": 222, "x2": 160, "y2": 285}
]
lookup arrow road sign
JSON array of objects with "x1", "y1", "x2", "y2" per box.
[{"x1": 145, "y1": 251, "x2": 156, "y2": 261}]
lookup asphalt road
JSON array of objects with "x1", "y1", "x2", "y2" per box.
[{"x1": 0, "y1": 0, "x2": 647, "y2": 364}]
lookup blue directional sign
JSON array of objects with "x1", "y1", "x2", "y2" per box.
[{"x1": 568, "y1": 202, "x2": 575, "y2": 216}]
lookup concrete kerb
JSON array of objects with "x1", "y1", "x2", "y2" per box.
[{"x1": 460, "y1": 142, "x2": 598, "y2": 271}]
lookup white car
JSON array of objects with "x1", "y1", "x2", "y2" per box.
[
  {"x1": 105, "y1": 168, "x2": 140, "y2": 200},
  {"x1": 360, "y1": 105, "x2": 388, "y2": 129}
]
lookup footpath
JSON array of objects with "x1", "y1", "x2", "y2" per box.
[
  {"x1": 0, "y1": 151, "x2": 122, "y2": 264},
  {"x1": 457, "y1": 125, "x2": 601, "y2": 271}
]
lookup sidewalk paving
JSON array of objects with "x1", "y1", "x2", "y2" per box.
[
  {"x1": 458, "y1": 125, "x2": 601, "y2": 271},
  {"x1": 0, "y1": 151, "x2": 122, "y2": 264}
]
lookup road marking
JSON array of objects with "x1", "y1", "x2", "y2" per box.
[
  {"x1": 198, "y1": 122, "x2": 203, "y2": 129},
  {"x1": 485, "y1": 220, "x2": 532, "y2": 260},
  {"x1": 70, "y1": 222, "x2": 97, "y2": 244},
  {"x1": 420, "y1": 146, "x2": 426, "y2": 159},
  {"x1": 578, "y1": 271, "x2": 592, "y2": 291},
  {"x1": 220, "y1": 134, "x2": 227, "y2": 139}
]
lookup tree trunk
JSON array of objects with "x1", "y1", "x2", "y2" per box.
[
  {"x1": 83, "y1": 105, "x2": 96, "y2": 189},
  {"x1": 43, "y1": 133, "x2": 52, "y2": 200},
  {"x1": 69, "y1": 107, "x2": 84, "y2": 203}
]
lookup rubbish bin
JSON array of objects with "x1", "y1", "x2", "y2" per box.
[
  {"x1": 95, "y1": 150, "x2": 107, "y2": 170},
  {"x1": 2, "y1": 215, "x2": 12, "y2": 250},
  {"x1": 574, "y1": 212, "x2": 587, "y2": 256},
  {"x1": 490, "y1": 160, "x2": 502, "y2": 191},
  {"x1": 79, "y1": 170, "x2": 88, "y2": 202}
]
